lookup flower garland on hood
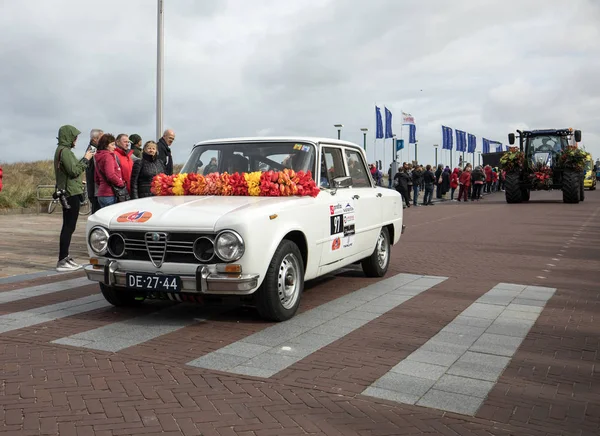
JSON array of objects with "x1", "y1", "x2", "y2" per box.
[{"x1": 151, "y1": 169, "x2": 320, "y2": 197}]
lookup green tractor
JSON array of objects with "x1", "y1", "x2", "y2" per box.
[{"x1": 502, "y1": 128, "x2": 586, "y2": 204}]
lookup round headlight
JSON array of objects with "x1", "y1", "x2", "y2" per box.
[
  {"x1": 107, "y1": 233, "x2": 125, "y2": 257},
  {"x1": 89, "y1": 227, "x2": 109, "y2": 255},
  {"x1": 215, "y1": 231, "x2": 244, "y2": 262}
]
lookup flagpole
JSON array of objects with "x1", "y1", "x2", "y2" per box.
[{"x1": 156, "y1": 0, "x2": 164, "y2": 140}]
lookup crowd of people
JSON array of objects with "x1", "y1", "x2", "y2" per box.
[
  {"x1": 369, "y1": 161, "x2": 504, "y2": 208},
  {"x1": 53, "y1": 125, "x2": 176, "y2": 273}
]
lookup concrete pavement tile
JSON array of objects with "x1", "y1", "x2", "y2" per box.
[
  {"x1": 373, "y1": 372, "x2": 435, "y2": 397},
  {"x1": 433, "y1": 374, "x2": 495, "y2": 398},
  {"x1": 417, "y1": 389, "x2": 484, "y2": 415},
  {"x1": 460, "y1": 303, "x2": 505, "y2": 320},
  {"x1": 362, "y1": 386, "x2": 420, "y2": 405},
  {"x1": 470, "y1": 333, "x2": 525, "y2": 357},
  {"x1": 390, "y1": 360, "x2": 448, "y2": 381},
  {"x1": 406, "y1": 349, "x2": 463, "y2": 368},
  {"x1": 447, "y1": 351, "x2": 511, "y2": 382}
]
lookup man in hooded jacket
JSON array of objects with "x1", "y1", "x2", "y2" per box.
[{"x1": 53, "y1": 125, "x2": 94, "y2": 272}]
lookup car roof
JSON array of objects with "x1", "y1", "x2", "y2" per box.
[{"x1": 193, "y1": 136, "x2": 364, "y2": 151}]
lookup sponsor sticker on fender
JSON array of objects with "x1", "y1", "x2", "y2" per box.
[{"x1": 117, "y1": 211, "x2": 152, "y2": 223}]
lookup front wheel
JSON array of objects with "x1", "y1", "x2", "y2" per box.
[
  {"x1": 361, "y1": 227, "x2": 391, "y2": 278},
  {"x1": 562, "y1": 171, "x2": 580, "y2": 204},
  {"x1": 256, "y1": 240, "x2": 304, "y2": 322},
  {"x1": 504, "y1": 172, "x2": 522, "y2": 203},
  {"x1": 100, "y1": 283, "x2": 144, "y2": 307}
]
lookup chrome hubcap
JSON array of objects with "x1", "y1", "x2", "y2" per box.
[
  {"x1": 376, "y1": 231, "x2": 388, "y2": 269},
  {"x1": 278, "y1": 253, "x2": 301, "y2": 309}
]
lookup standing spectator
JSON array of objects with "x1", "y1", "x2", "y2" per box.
[
  {"x1": 157, "y1": 129, "x2": 175, "y2": 175},
  {"x1": 422, "y1": 164, "x2": 436, "y2": 206},
  {"x1": 114, "y1": 133, "x2": 135, "y2": 194},
  {"x1": 53, "y1": 125, "x2": 94, "y2": 272},
  {"x1": 387, "y1": 164, "x2": 393, "y2": 188},
  {"x1": 130, "y1": 141, "x2": 166, "y2": 199},
  {"x1": 85, "y1": 128, "x2": 103, "y2": 214},
  {"x1": 0, "y1": 165, "x2": 3, "y2": 192},
  {"x1": 450, "y1": 167, "x2": 460, "y2": 200},
  {"x1": 369, "y1": 164, "x2": 383, "y2": 186},
  {"x1": 394, "y1": 164, "x2": 411, "y2": 208},
  {"x1": 94, "y1": 134, "x2": 126, "y2": 209},
  {"x1": 472, "y1": 165, "x2": 486, "y2": 200},
  {"x1": 484, "y1": 165, "x2": 493, "y2": 193},
  {"x1": 441, "y1": 166, "x2": 451, "y2": 198},
  {"x1": 411, "y1": 164, "x2": 423, "y2": 206},
  {"x1": 492, "y1": 168, "x2": 499, "y2": 192},
  {"x1": 458, "y1": 164, "x2": 472, "y2": 202},
  {"x1": 435, "y1": 164, "x2": 444, "y2": 199},
  {"x1": 406, "y1": 164, "x2": 413, "y2": 202},
  {"x1": 129, "y1": 134, "x2": 143, "y2": 159}
]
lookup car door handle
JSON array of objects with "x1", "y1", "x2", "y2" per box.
[
  {"x1": 352, "y1": 194, "x2": 360, "y2": 200},
  {"x1": 376, "y1": 193, "x2": 382, "y2": 197}
]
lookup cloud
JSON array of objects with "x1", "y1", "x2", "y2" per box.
[{"x1": 0, "y1": 0, "x2": 599, "y2": 170}]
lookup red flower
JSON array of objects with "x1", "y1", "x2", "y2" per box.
[{"x1": 229, "y1": 172, "x2": 248, "y2": 196}]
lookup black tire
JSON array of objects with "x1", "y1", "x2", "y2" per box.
[
  {"x1": 504, "y1": 172, "x2": 522, "y2": 204},
  {"x1": 562, "y1": 171, "x2": 580, "y2": 204},
  {"x1": 361, "y1": 227, "x2": 391, "y2": 278},
  {"x1": 256, "y1": 239, "x2": 304, "y2": 322},
  {"x1": 580, "y1": 177, "x2": 585, "y2": 202},
  {"x1": 100, "y1": 283, "x2": 144, "y2": 307},
  {"x1": 521, "y1": 188, "x2": 530, "y2": 202}
]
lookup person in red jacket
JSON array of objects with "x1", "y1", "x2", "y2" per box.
[
  {"x1": 458, "y1": 164, "x2": 472, "y2": 202},
  {"x1": 450, "y1": 167, "x2": 460, "y2": 200},
  {"x1": 94, "y1": 133, "x2": 126, "y2": 209},
  {"x1": 492, "y1": 168, "x2": 499, "y2": 192},
  {"x1": 114, "y1": 133, "x2": 135, "y2": 194},
  {"x1": 484, "y1": 165, "x2": 492, "y2": 193}
]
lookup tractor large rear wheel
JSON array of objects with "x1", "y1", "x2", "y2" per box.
[
  {"x1": 504, "y1": 172, "x2": 522, "y2": 204},
  {"x1": 562, "y1": 171, "x2": 580, "y2": 204}
]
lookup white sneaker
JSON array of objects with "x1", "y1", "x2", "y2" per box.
[
  {"x1": 56, "y1": 257, "x2": 81, "y2": 272},
  {"x1": 66, "y1": 256, "x2": 83, "y2": 270}
]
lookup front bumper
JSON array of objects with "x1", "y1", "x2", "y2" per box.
[{"x1": 84, "y1": 260, "x2": 260, "y2": 295}]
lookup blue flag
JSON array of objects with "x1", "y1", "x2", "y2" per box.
[
  {"x1": 482, "y1": 138, "x2": 490, "y2": 154},
  {"x1": 396, "y1": 139, "x2": 404, "y2": 151},
  {"x1": 375, "y1": 106, "x2": 383, "y2": 139},
  {"x1": 442, "y1": 126, "x2": 453, "y2": 150},
  {"x1": 409, "y1": 124, "x2": 416, "y2": 144},
  {"x1": 455, "y1": 130, "x2": 467, "y2": 152},
  {"x1": 492, "y1": 141, "x2": 503, "y2": 152},
  {"x1": 467, "y1": 134, "x2": 476, "y2": 153},
  {"x1": 384, "y1": 107, "x2": 393, "y2": 139}
]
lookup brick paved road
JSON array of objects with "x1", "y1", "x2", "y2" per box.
[{"x1": 0, "y1": 190, "x2": 599, "y2": 435}]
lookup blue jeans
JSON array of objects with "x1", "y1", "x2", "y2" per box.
[
  {"x1": 412, "y1": 185, "x2": 420, "y2": 205},
  {"x1": 423, "y1": 184, "x2": 434, "y2": 204},
  {"x1": 98, "y1": 196, "x2": 116, "y2": 209}
]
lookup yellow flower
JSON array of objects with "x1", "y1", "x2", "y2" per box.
[
  {"x1": 172, "y1": 173, "x2": 187, "y2": 196},
  {"x1": 244, "y1": 171, "x2": 261, "y2": 196}
]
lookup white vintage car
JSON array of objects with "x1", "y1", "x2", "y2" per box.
[{"x1": 84, "y1": 137, "x2": 404, "y2": 321}]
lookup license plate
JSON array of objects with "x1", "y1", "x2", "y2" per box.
[{"x1": 126, "y1": 273, "x2": 181, "y2": 292}]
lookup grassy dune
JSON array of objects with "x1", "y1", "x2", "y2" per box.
[{"x1": 0, "y1": 160, "x2": 184, "y2": 209}]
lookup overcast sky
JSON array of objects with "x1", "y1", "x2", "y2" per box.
[{"x1": 1, "y1": 0, "x2": 599, "y2": 169}]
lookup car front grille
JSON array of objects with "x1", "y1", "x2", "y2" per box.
[{"x1": 110, "y1": 231, "x2": 215, "y2": 265}]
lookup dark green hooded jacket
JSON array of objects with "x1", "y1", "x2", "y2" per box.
[{"x1": 53, "y1": 125, "x2": 89, "y2": 197}]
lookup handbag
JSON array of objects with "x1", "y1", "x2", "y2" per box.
[{"x1": 98, "y1": 154, "x2": 130, "y2": 202}]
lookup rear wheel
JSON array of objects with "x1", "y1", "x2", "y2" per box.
[
  {"x1": 521, "y1": 188, "x2": 530, "y2": 202},
  {"x1": 504, "y1": 172, "x2": 522, "y2": 203},
  {"x1": 100, "y1": 283, "x2": 144, "y2": 307},
  {"x1": 580, "y1": 177, "x2": 585, "y2": 201},
  {"x1": 361, "y1": 227, "x2": 391, "y2": 277},
  {"x1": 256, "y1": 239, "x2": 304, "y2": 322},
  {"x1": 562, "y1": 171, "x2": 580, "y2": 204}
]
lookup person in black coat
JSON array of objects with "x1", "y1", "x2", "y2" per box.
[
  {"x1": 156, "y1": 129, "x2": 175, "y2": 175},
  {"x1": 130, "y1": 141, "x2": 167, "y2": 199},
  {"x1": 393, "y1": 163, "x2": 411, "y2": 208}
]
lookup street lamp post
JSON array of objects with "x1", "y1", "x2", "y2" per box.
[
  {"x1": 156, "y1": 0, "x2": 164, "y2": 141},
  {"x1": 360, "y1": 128, "x2": 368, "y2": 151},
  {"x1": 433, "y1": 144, "x2": 439, "y2": 167},
  {"x1": 414, "y1": 140, "x2": 419, "y2": 164},
  {"x1": 334, "y1": 124, "x2": 343, "y2": 140},
  {"x1": 477, "y1": 151, "x2": 482, "y2": 166}
]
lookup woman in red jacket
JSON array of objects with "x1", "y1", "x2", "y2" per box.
[
  {"x1": 94, "y1": 134, "x2": 126, "y2": 209},
  {"x1": 458, "y1": 164, "x2": 472, "y2": 202},
  {"x1": 450, "y1": 167, "x2": 460, "y2": 200}
]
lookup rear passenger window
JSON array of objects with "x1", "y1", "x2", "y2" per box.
[
  {"x1": 345, "y1": 149, "x2": 370, "y2": 187},
  {"x1": 320, "y1": 147, "x2": 346, "y2": 188}
]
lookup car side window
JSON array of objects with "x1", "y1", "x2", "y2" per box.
[
  {"x1": 345, "y1": 149, "x2": 371, "y2": 188},
  {"x1": 320, "y1": 147, "x2": 346, "y2": 188}
]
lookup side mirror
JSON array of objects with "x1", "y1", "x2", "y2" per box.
[
  {"x1": 333, "y1": 176, "x2": 353, "y2": 189},
  {"x1": 574, "y1": 130, "x2": 582, "y2": 143},
  {"x1": 508, "y1": 133, "x2": 515, "y2": 145}
]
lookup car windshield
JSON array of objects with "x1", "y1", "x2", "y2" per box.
[
  {"x1": 584, "y1": 160, "x2": 593, "y2": 172},
  {"x1": 181, "y1": 141, "x2": 317, "y2": 179},
  {"x1": 527, "y1": 135, "x2": 566, "y2": 155}
]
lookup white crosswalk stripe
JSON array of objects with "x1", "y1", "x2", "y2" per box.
[
  {"x1": 361, "y1": 283, "x2": 556, "y2": 416},
  {"x1": 0, "y1": 295, "x2": 110, "y2": 334},
  {"x1": 187, "y1": 273, "x2": 448, "y2": 377},
  {"x1": 0, "y1": 277, "x2": 92, "y2": 304}
]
